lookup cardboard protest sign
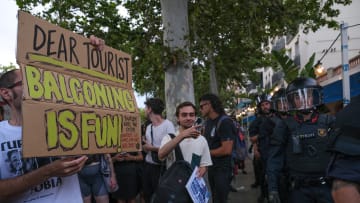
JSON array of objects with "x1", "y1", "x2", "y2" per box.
[{"x1": 16, "y1": 11, "x2": 141, "y2": 157}]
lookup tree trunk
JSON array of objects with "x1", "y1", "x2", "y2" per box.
[
  {"x1": 208, "y1": 50, "x2": 219, "y2": 94},
  {"x1": 161, "y1": 0, "x2": 194, "y2": 124}
]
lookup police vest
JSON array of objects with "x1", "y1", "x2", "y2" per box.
[{"x1": 284, "y1": 114, "x2": 334, "y2": 176}]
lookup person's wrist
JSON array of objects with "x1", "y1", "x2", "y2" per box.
[{"x1": 37, "y1": 164, "x2": 52, "y2": 182}]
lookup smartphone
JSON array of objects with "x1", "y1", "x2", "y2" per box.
[
  {"x1": 194, "y1": 117, "x2": 203, "y2": 133},
  {"x1": 194, "y1": 117, "x2": 202, "y2": 126},
  {"x1": 119, "y1": 152, "x2": 127, "y2": 156}
]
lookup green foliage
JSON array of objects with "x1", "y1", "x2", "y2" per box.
[
  {"x1": 0, "y1": 63, "x2": 17, "y2": 74},
  {"x1": 299, "y1": 53, "x2": 316, "y2": 78},
  {"x1": 272, "y1": 50, "x2": 299, "y2": 82},
  {"x1": 15, "y1": 0, "x2": 352, "y2": 109},
  {"x1": 272, "y1": 50, "x2": 317, "y2": 83}
]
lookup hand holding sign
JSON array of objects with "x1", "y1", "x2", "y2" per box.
[{"x1": 89, "y1": 35, "x2": 105, "y2": 51}]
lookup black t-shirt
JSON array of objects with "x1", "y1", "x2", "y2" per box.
[
  {"x1": 249, "y1": 116, "x2": 264, "y2": 137},
  {"x1": 204, "y1": 115, "x2": 236, "y2": 168}
]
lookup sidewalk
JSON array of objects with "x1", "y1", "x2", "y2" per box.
[{"x1": 228, "y1": 158, "x2": 260, "y2": 203}]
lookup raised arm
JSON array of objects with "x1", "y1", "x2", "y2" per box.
[{"x1": 158, "y1": 126, "x2": 200, "y2": 160}]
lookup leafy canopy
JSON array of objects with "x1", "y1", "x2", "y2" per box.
[{"x1": 16, "y1": 0, "x2": 352, "y2": 107}]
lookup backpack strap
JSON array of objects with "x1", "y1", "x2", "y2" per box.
[
  {"x1": 150, "y1": 124, "x2": 155, "y2": 145},
  {"x1": 216, "y1": 115, "x2": 230, "y2": 133},
  {"x1": 168, "y1": 133, "x2": 184, "y2": 161}
]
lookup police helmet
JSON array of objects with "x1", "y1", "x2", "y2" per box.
[
  {"x1": 255, "y1": 93, "x2": 272, "y2": 107},
  {"x1": 271, "y1": 88, "x2": 288, "y2": 112},
  {"x1": 286, "y1": 77, "x2": 323, "y2": 111}
]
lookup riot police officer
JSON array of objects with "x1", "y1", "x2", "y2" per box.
[
  {"x1": 249, "y1": 93, "x2": 273, "y2": 203},
  {"x1": 267, "y1": 77, "x2": 335, "y2": 203},
  {"x1": 266, "y1": 88, "x2": 290, "y2": 203},
  {"x1": 327, "y1": 95, "x2": 360, "y2": 203}
]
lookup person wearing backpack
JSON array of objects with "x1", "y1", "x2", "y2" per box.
[
  {"x1": 267, "y1": 77, "x2": 335, "y2": 203},
  {"x1": 158, "y1": 101, "x2": 212, "y2": 174},
  {"x1": 152, "y1": 101, "x2": 212, "y2": 203},
  {"x1": 199, "y1": 94, "x2": 237, "y2": 203}
]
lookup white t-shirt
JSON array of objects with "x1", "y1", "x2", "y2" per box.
[
  {"x1": 160, "y1": 131, "x2": 212, "y2": 169},
  {"x1": 144, "y1": 119, "x2": 175, "y2": 164},
  {"x1": 0, "y1": 121, "x2": 83, "y2": 203}
]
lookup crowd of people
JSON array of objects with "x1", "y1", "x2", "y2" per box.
[
  {"x1": 0, "y1": 36, "x2": 358, "y2": 203},
  {"x1": 248, "y1": 77, "x2": 360, "y2": 203}
]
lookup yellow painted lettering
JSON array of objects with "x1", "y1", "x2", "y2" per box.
[
  {"x1": 111, "y1": 87, "x2": 126, "y2": 110},
  {"x1": 105, "y1": 86, "x2": 115, "y2": 109},
  {"x1": 43, "y1": 71, "x2": 62, "y2": 101},
  {"x1": 81, "y1": 112, "x2": 96, "y2": 149},
  {"x1": 69, "y1": 78, "x2": 84, "y2": 105},
  {"x1": 107, "y1": 115, "x2": 119, "y2": 147},
  {"x1": 58, "y1": 74, "x2": 73, "y2": 103},
  {"x1": 58, "y1": 110, "x2": 79, "y2": 150},
  {"x1": 45, "y1": 110, "x2": 58, "y2": 150},
  {"x1": 123, "y1": 90, "x2": 136, "y2": 112},
  {"x1": 25, "y1": 66, "x2": 44, "y2": 99},
  {"x1": 94, "y1": 83, "x2": 109, "y2": 108},
  {"x1": 83, "y1": 81, "x2": 96, "y2": 106},
  {"x1": 96, "y1": 117, "x2": 106, "y2": 147}
]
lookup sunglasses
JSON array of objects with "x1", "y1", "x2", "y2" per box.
[
  {"x1": 7, "y1": 80, "x2": 23, "y2": 89},
  {"x1": 199, "y1": 103, "x2": 210, "y2": 109}
]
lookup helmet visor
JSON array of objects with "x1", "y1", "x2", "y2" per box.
[
  {"x1": 287, "y1": 88, "x2": 322, "y2": 111},
  {"x1": 272, "y1": 97, "x2": 288, "y2": 112}
]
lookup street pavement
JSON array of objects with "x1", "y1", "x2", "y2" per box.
[{"x1": 228, "y1": 158, "x2": 261, "y2": 203}]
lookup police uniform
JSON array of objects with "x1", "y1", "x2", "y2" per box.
[
  {"x1": 268, "y1": 112, "x2": 335, "y2": 203},
  {"x1": 249, "y1": 93, "x2": 274, "y2": 202},
  {"x1": 327, "y1": 95, "x2": 360, "y2": 185},
  {"x1": 267, "y1": 77, "x2": 335, "y2": 203}
]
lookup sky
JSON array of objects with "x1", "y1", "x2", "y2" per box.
[
  {"x1": 0, "y1": 0, "x2": 146, "y2": 108},
  {"x1": 0, "y1": 1, "x2": 17, "y2": 66}
]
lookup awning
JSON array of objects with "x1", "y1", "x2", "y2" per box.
[{"x1": 323, "y1": 71, "x2": 360, "y2": 104}]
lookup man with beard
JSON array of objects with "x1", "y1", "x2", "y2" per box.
[
  {"x1": 0, "y1": 69, "x2": 88, "y2": 202},
  {"x1": 249, "y1": 93, "x2": 274, "y2": 203}
]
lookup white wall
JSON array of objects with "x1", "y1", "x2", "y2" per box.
[{"x1": 298, "y1": 1, "x2": 360, "y2": 69}]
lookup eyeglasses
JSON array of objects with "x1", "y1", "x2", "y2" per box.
[
  {"x1": 180, "y1": 112, "x2": 196, "y2": 117},
  {"x1": 199, "y1": 103, "x2": 210, "y2": 110},
  {"x1": 7, "y1": 80, "x2": 22, "y2": 89}
]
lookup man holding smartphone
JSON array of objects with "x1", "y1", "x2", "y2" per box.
[{"x1": 158, "y1": 101, "x2": 212, "y2": 177}]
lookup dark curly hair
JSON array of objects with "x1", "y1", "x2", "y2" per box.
[
  {"x1": 199, "y1": 93, "x2": 225, "y2": 115},
  {"x1": 144, "y1": 98, "x2": 165, "y2": 115}
]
